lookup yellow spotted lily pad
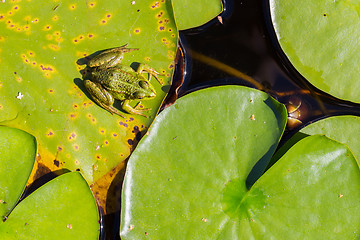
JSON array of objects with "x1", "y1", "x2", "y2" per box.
[{"x1": 0, "y1": 0, "x2": 178, "y2": 184}]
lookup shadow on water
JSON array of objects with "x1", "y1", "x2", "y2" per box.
[
  {"x1": 100, "y1": 159, "x2": 129, "y2": 240},
  {"x1": 182, "y1": 0, "x2": 360, "y2": 127},
  {"x1": 22, "y1": 169, "x2": 71, "y2": 200}
]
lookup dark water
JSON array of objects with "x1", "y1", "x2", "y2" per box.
[
  {"x1": 179, "y1": 0, "x2": 360, "y2": 136},
  {"x1": 106, "y1": 0, "x2": 360, "y2": 239}
]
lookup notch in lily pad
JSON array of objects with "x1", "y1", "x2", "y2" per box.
[{"x1": 120, "y1": 86, "x2": 360, "y2": 239}]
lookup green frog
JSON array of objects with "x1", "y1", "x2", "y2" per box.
[{"x1": 83, "y1": 44, "x2": 164, "y2": 118}]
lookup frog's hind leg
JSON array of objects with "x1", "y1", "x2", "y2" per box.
[
  {"x1": 102, "y1": 53, "x2": 124, "y2": 68},
  {"x1": 109, "y1": 44, "x2": 139, "y2": 54},
  {"x1": 88, "y1": 44, "x2": 139, "y2": 68},
  {"x1": 122, "y1": 100, "x2": 150, "y2": 118},
  {"x1": 84, "y1": 80, "x2": 125, "y2": 118},
  {"x1": 136, "y1": 63, "x2": 164, "y2": 85}
]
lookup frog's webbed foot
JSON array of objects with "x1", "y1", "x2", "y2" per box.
[
  {"x1": 88, "y1": 44, "x2": 139, "y2": 69},
  {"x1": 122, "y1": 100, "x2": 151, "y2": 118},
  {"x1": 100, "y1": 102, "x2": 126, "y2": 118},
  {"x1": 137, "y1": 63, "x2": 165, "y2": 85},
  {"x1": 84, "y1": 80, "x2": 125, "y2": 118}
]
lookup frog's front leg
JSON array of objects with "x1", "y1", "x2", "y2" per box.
[
  {"x1": 84, "y1": 80, "x2": 125, "y2": 118},
  {"x1": 122, "y1": 100, "x2": 150, "y2": 118},
  {"x1": 137, "y1": 63, "x2": 164, "y2": 84}
]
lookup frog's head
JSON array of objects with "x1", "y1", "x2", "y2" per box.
[{"x1": 133, "y1": 80, "x2": 157, "y2": 100}]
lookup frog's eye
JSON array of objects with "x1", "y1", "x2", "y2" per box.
[
  {"x1": 139, "y1": 80, "x2": 149, "y2": 89},
  {"x1": 133, "y1": 91, "x2": 145, "y2": 99}
]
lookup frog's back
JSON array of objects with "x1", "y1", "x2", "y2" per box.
[
  {"x1": 112, "y1": 68, "x2": 142, "y2": 84},
  {"x1": 100, "y1": 68, "x2": 145, "y2": 100}
]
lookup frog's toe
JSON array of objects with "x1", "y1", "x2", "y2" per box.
[
  {"x1": 127, "y1": 107, "x2": 151, "y2": 117},
  {"x1": 152, "y1": 74, "x2": 165, "y2": 85},
  {"x1": 100, "y1": 103, "x2": 125, "y2": 118},
  {"x1": 134, "y1": 101, "x2": 151, "y2": 111},
  {"x1": 112, "y1": 110, "x2": 126, "y2": 118},
  {"x1": 122, "y1": 101, "x2": 151, "y2": 117},
  {"x1": 111, "y1": 109, "x2": 125, "y2": 118}
]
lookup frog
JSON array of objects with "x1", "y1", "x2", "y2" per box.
[{"x1": 83, "y1": 44, "x2": 164, "y2": 118}]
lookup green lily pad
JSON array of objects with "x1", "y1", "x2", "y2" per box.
[
  {"x1": 0, "y1": 172, "x2": 100, "y2": 239},
  {"x1": 172, "y1": 0, "x2": 223, "y2": 30},
  {"x1": 0, "y1": 127, "x2": 100, "y2": 239},
  {"x1": 271, "y1": 115, "x2": 360, "y2": 166},
  {"x1": 0, "y1": 126, "x2": 36, "y2": 218},
  {"x1": 270, "y1": 0, "x2": 360, "y2": 103},
  {"x1": 120, "y1": 86, "x2": 360, "y2": 238},
  {"x1": 244, "y1": 135, "x2": 360, "y2": 239},
  {"x1": 0, "y1": 0, "x2": 178, "y2": 183},
  {"x1": 120, "y1": 86, "x2": 288, "y2": 239}
]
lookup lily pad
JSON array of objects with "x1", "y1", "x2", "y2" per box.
[
  {"x1": 243, "y1": 135, "x2": 360, "y2": 239},
  {"x1": 271, "y1": 115, "x2": 360, "y2": 166},
  {"x1": 1, "y1": 172, "x2": 100, "y2": 239},
  {"x1": 120, "y1": 86, "x2": 287, "y2": 238},
  {"x1": 270, "y1": 0, "x2": 360, "y2": 103},
  {"x1": 0, "y1": 126, "x2": 36, "y2": 218},
  {"x1": 172, "y1": 0, "x2": 223, "y2": 30},
  {"x1": 0, "y1": 0, "x2": 178, "y2": 183},
  {"x1": 120, "y1": 86, "x2": 360, "y2": 238},
  {"x1": 0, "y1": 127, "x2": 100, "y2": 239}
]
